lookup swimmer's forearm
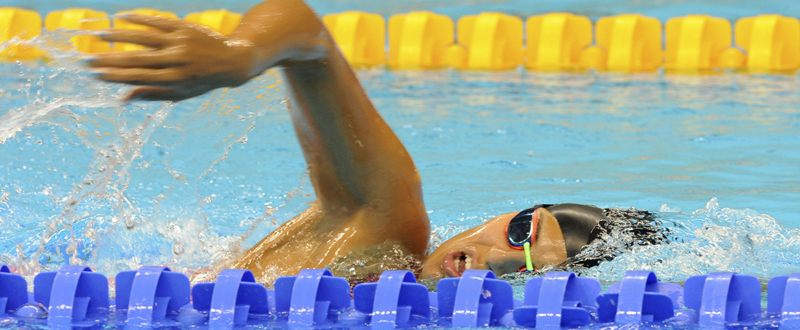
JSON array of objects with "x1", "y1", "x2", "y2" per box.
[{"x1": 282, "y1": 57, "x2": 422, "y2": 211}]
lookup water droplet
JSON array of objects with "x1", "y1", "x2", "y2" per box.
[
  {"x1": 173, "y1": 243, "x2": 185, "y2": 255},
  {"x1": 124, "y1": 215, "x2": 139, "y2": 229}
]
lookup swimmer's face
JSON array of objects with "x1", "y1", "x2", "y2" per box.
[{"x1": 419, "y1": 208, "x2": 568, "y2": 279}]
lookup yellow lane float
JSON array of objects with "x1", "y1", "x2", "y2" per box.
[
  {"x1": 323, "y1": 11, "x2": 386, "y2": 67},
  {"x1": 595, "y1": 14, "x2": 663, "y2": 72},
  {"x1": 526, "y1": 13, "x2": 592, "y2": 71},
  {"x1": 665, "y1": 15, "x2": 732, "y2": 70},
  {"x1": 5, "y1": 7, "x2": 800, "y2": 74},
  {"x1": 735, "y1": 15, "x2": 800, "y2": 71},
  {"x1": 388, "y1": 11, "x2": 453, "y2": 69},
  {"x1": 457, "y1": 12, "x2": 523, "y2": 70},
  {"x1": 45, "y1": 9, "x2": 110, "y2": 53},
  {"x1": 0, "y1": 8, "x2": 42, "y2": 60}
]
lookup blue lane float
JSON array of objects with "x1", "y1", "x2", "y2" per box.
[
  {"x1": 115, "y1": 266, "x2": 190, "y2": 325},
  {"x1": 274, "y1": 268, "x2": 351, "y2": 327},
  {"x1": 0, "y1": 264, "x2": 27, "y2": 316},
  {"x1": 684, "y1": 272, "x2": 762, "y2": 327},
  {"x1": 437, "y1": 270, "x2": 515, "y2": 328},
  {"x1": 192, "y1": 269, "x2": 270, "y2": 329},
  {"x1": 353, "y1": 270, "x2": 430, "y2": 330},
  {"x1": 768, "y1": 273, "x2": 800, "y2": 328},
  {"x1": 597, "y1": 270, "x2": 684, "y2": 324},
  {"x1": 513, "y1": 271, "x2": 600, "y2": 328},
  {"x1": 33, "y1": 265, "x2": 109, "y2": 327},
  {"x1": 6, "y1": 264, "x2": 800, "y2": 329}
]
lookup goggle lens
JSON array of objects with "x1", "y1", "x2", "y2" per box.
[
  {"x1": 508, "y1": 216, "x2": 532, "y2": 245},
  {"x1": 507, "y1": 206, "x2": 541, "y2": 246}
]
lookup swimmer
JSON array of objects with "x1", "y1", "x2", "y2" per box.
[{"x1": 88, "y1": 0, "x2": 664, "y2": 280}]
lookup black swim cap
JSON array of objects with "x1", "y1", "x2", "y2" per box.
[{"x1": 543, "y1": 204, "x2": 604, "y2": 258}]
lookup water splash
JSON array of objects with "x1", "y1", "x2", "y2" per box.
[
  {"x1": 0, "y1": 31, "x2": 304, "y2": 286},
  {"x1": 575, "y1": 198, "x2": 800, "y2": 283},
  {"x1": 327, "y1": 242, "x2": 425, "y2": 291}
]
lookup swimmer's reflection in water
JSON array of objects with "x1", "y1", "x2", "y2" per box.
[{"x1": 88, "y1": 0, "x2": 668, "y2": 283}]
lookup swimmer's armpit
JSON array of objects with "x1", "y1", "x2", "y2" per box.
[{"x1": 89, "y1": 0, "x2": 330, "y2": 102}]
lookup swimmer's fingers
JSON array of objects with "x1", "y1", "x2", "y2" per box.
[
  {"x1": 89, "y1": 50, "x2": 187, "y2": 69},
  {"x1": 95, "y1": 29, "x2": 168, "y2": 49},
  {"x1": 115, "y1": 14, "x2": 184, "y2": 33},
  {"x1": 94, "y1": 68, "x2": 185, "y2": 86},
  {"x1": 127, "y1": 87, "x2": 191, "y2": 102}
]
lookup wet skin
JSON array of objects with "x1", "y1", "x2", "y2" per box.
[
  {"x1": 420, "y1": 208, "x2": 567, "y2": 279},
  {"x1": 88, "y1": 0, "x2": 568, "y2": 280}
]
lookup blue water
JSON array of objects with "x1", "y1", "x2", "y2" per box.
[{"x1": 1, "y1": 0, "x2": 799, "y2": 311}]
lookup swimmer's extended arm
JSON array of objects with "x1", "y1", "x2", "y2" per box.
[{"x1": 91, "y1": 0, "x2": 430, "y2": 256}]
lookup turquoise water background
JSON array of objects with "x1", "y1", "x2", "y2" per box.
[{"x1": 0, "y1": 0, "x2": 799, "y2": 287}]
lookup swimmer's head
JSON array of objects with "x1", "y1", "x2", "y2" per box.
[
  {"x1": 419, "y1": 207, "x2": 566, "y2": 278},
  {"x1": 418, "y1": 204, "x2": 603, "y2": 279}
]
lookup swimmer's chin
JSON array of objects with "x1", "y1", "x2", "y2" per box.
[
  {"x1": 418, "y1": 250, "x2": 448, "y2": 279},
  {"x1": 418, "y1": 260, "x2": 447, "y2": 279}
]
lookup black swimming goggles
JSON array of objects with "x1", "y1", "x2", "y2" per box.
[{"x1": 505, "y1": 205, "x2": 546, "y2": 272}]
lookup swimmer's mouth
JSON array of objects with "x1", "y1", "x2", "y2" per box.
[{"x1": 442, "y1": 250, "x2": 477, "y2": 277}]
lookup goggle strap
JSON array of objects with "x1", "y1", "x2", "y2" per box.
[
  {"x1": 530, "y1": 210, "x2": 539, "y2": 246},
  {"x1": 523, "y1": 241, "x2": 534, "y2": 272}
]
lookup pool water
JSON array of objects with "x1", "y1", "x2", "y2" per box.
[
  {"x1": 0, "y1": 0, "x2": 799, "y2": 326},
  {"x1": 1, "y1": 44, "x2": 799, "y2": 281}
]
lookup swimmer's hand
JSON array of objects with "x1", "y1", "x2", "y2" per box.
[
  {"x1": 90, "y1": 0, "x2": 331, "y2": 102},
  {"x1": 89, "y1": 14, "x2": 255, "y2": 102}
]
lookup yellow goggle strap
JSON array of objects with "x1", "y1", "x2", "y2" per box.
[{"x1": 523, "y1": 241, "x2": 534, "y2": 272}]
